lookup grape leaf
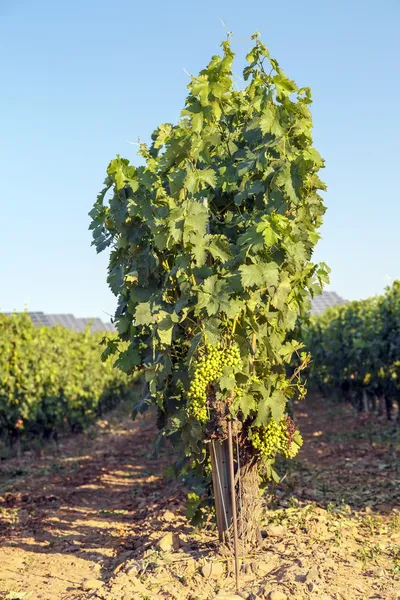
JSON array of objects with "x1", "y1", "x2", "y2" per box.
[
  {"x1": 239, "y1": 262, "x2": 279, "y2": 289},
  {"x1": 134, "y1": 303, "x2": 153, "y2": 326}
]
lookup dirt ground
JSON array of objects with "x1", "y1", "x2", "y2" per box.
[{"x1": 0, "y1": 397, "x2": 399, "y2": 600}]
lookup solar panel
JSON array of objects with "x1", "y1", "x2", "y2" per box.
[
  {"x1": 75, "y1": 318, "x2": 90, "y2": 332},
  {"x1": 65, "y1": 315, "x2": 79, "y2": 330},
  {"x1": 310, "y1": 291, "x2": 347, "y2": 315},
  {"x1": 89, "y1": 320, "x2": 99, "y2": 332},
  {"x1": 1, "y1": 311, "x2": 114, "y2": 332},
  {"x1": 46, "y1": 314, "x2": 69, "y2": 329},
  {"x1": 28, "y1": 312, "x2": 51, "y2": 327},
  {"x1": 48, "y1": 314, "x2": 66, "y2": 328},
  {"x1": 38, "y1": 314, "x2": 51, "y2": 326},
  {"x1": 46, "y1": 314, "x2": 115, "y2": 332}
]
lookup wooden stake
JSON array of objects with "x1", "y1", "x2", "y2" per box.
[
  {"x1": 228, "y1": 420, "x2": 240, "y2": 591},
  {"x1": 210, "y1": 440, "x2": 232, "y2": 544}
]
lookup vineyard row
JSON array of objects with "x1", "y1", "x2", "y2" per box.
[
  {"x1": 305, "y1": 281, "x2": 400, "y2": 420},
  {"x1": 0, "y1": 313, "x2": 132, "y2": 451}
]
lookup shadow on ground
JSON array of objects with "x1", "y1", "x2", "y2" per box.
[
  {"x1": 278, "y1": 394, "x2": 400, "y2": 513},
  {"x1": 0, "y1": 409, "x2": 191, "y2": 598}
]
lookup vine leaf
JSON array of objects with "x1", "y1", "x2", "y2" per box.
[
  {"x1": 271, "y1": 279, "x2": 291, "y2": 310},
  {"x1": 219, "y1": 375, "x2": 236, "y2": 391},
  {"x1": 233, "y1": 392, "x2": 255, "y2": 419},
  {"x1": 134, "y1": 303, "x2": 153, "y2": 326},
  {"x1": 157, "y1": 313, "x2": 177, "y2": 346},
  {"x1": 256, "y1": 390, "x2": 286, "y2": 425},
  {"x1": 239, "y1": 263, "x2": 279, "y2": 289},
  {"x1": 260, "y1": 105, "x2": 283, "y2": 137}
]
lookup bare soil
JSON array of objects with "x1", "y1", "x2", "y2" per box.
[{"x1": 0, "y1": 397, "x2": 399, "y2": 600}]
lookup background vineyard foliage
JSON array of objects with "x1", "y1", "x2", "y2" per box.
[
  {"x1": 89, "y1": 33, "x2": 328, "y2": 491},
  {"x1": 0, "y1": 313, "x2": 131, "y2": 448},
  {"x1": 304, "y1": 281, "x2": 400, "y2": 418}
]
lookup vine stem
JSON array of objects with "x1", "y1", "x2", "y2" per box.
[
  {"x1": 231, "y1": 314, "x2": 239, "y2": 336},
  {"x1": 289, "y1": 352, "x2": 311, "y2": 382},
  {"x1": 250, "y1": 332, "x2": 257, "y2": 374}
]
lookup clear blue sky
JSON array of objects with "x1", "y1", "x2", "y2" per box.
[{"x1": 1, "y1": 0, "x2": 399, "y2": 320}]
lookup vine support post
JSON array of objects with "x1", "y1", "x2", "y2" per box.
[
  {"x1": 228, "y1": 420, "x2": 240, "y2": 591},
  {"x1": 210, "y1": 440, "x2": 232, "y2": 544}
]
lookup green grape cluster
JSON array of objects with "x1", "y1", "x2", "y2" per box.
[
  {"x1": 250, "y1": 417, "x2": 303, "y2": 459},
  {"x1": 187, "y1": 341, "x2": 241, "y2": 422},
  {"x1": 204, "y1": 454, "x2": 212, "y2": 477},
  {"x1": 234, "y1": 385, "x2": 244, "y2": 398}
]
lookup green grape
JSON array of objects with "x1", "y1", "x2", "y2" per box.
[
  {"x1": 250, "y1": 416, "x2": 303, "y2": 459},
  {"x1": 234, "y1": 385, "x2": 244, "y2": 397},
  {"x1": 187, "y1": 339, "x2": 242, "y2": 423}
]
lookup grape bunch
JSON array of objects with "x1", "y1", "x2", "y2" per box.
[
  {"x1": 234, "y1": 385, "x2": 244, "y2": 399},
  {"x1": 187, "y1": 341, "x2": 241, "y2": 422},
  {"x1": 250, "y1": 416, "x2": 303, "y2": 459}
]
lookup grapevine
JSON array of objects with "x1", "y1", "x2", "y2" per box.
[{"x1": 90, "y1": 33, "x2": 328, "y2": 537}]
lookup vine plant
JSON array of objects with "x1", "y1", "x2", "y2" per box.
[{"x1": 90, "y1": 34, "x2": 328, "y2": 543}]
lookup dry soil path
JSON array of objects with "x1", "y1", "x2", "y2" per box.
[{"x1": 0, "y1": 398, "x2": 399, "y2": 600}]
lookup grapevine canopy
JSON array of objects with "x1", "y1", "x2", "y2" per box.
[{"x1": 89, "y1": 34, "x2": 329, "y2": 473}]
